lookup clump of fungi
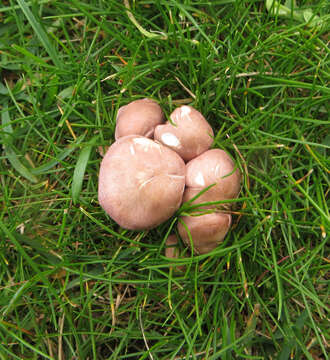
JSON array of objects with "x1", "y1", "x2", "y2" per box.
[{"x1": 98, "y1": 98, "x2": 241, "y2": 258}]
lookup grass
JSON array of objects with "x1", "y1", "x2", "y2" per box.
[{"x1": 0, "y1": 0, "x2": 329, "y2": 359}]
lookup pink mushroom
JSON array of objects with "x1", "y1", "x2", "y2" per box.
[
  {"x1": 154, "y1": 105, "x2": 214, "y2": 162},
  {"x1": 177, "y1": 149, "x2": 240, "y2": 254},
  {"x1": 98, "y1": 135, "x2": 185, "y2": 230},
  {"x1": 115, "y1": 98, "x2": 164, "y2": 140},
  {"x1": 184, "y1": 149, "x2": 241, "y2": 204},
  {"x1": 178, "y1": 212, "x2": 232, "y2": 254}
]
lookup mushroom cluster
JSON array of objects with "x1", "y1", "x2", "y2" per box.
[{"x1": 98, "y1": 98, "x2": 241, "y2": 255}]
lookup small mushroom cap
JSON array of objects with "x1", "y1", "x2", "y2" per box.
[
  {"x1": 154, "y1": 105, "x2": 214, "y2": 162},
  {"x1": 98, "y1": 135, "x2": 185, "y2": 230},
  {"x1": 178, "y1": 213, "x2": 231, "y2": 254},
  {"x1": 185, "y1": 149, "x2": 241, "y2": 201},
  {"x1": 115, "y1": 98, "x2": 164, "y2": 140}
]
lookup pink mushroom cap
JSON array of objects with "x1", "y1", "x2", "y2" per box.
[
  {"x1": 185, "y1": 149, "x2": 241, "y2": 202},
  {"x1": 154, "y1": 105, "x2": 214, "y2": 162},
  {"x1": 178, "y1": 212, "x2": 232, "y2": 254},
  {"x1": 115, "y1": 98, "x2": 164, "y2": 140},
  {"x1": 98, "y1": 135, "x2": 185, "y2": 230}
]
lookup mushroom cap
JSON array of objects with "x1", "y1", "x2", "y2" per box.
[
  {"x1": 154, "y1": 105, "x2": 214, "y2": 162},
  {"x1": 185, "y1": 149, "x2": 241, "y2": 201},
  {"x1": 178, "y1": 213, "x2": 232, "y2": 254},
  {"x1": 115, "y1": 98, "x2": 164, "y2": 140},
  {"x1": 98, "y1": 135, "x2": 185, "y2": 230}
]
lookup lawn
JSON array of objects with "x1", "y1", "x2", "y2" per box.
[{"x1": 0, "y1": 0, "x2": 329, "y2": 359}]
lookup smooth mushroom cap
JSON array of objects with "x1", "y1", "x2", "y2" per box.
[
  {"x1": 115, "y1": 98, "x2": 164, "y2": 140},
  {"x1": 154, "y1": 105, "x2": 214, "y2": 162},
  {"x1": 185, "y1": 149, "x2": 241, "y2": 201},
  {"x1": 178, "y1": 213, "x2": 232, "y2": 254},
  {"x1": 98, "y1": 135, "x2": 185, "y2": 230}
]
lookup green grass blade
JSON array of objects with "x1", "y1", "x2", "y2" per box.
[
  {"x1": 31, "y1": 134, "x2": 85, "y2": 175},
  {"x1": 0, "y1": 321, "x2": 53, "y2": 360},
  {"x1": 2, "y1": 278, "x2": 35, "y2": 317},
  {"x1": 16, "y1": 0, "x2": 61, "y2": 68},
  {"x1": 1, "y1": 102, "x2": 13, "y2": 139},
  {"x1": 12, "y1": 44, "x2": 60, "y2": 70},
  {"x1": 72, "y1": 136, "x2": 97, "y2": 204},
  {"x1": 1, "y1": 104, "x2": 38, "y2": 183},
  {"x1": 4, "y1": 146, "x2": 38, "y2": 183},
  {"x1": 173, "y1": 2, "x2": 217, "y2": 53}
]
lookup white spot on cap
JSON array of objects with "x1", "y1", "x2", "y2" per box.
[
  {"x1": 181, "y1": 106, "x2": 191, "y2": 116},
  {"x1": 194, "y1": 172, "x2": 205, "y2": 187},
  {"x1": 136, "y1": 171, "x2": 149, "y2": 183},
  {"x1": 130, "y1": 145, "x2": 135, "y2": 155},
  {"x1": 133, "y1": 138, "x2": 152, "y2": 147},
  {"x1": 215, "y1": 164, "x2": 221, "y2": 178},
  {"x1": 167, "y1": 174, "x2": 185, "y2": 181},
  {"x1": 161, "y1": 133, "x2": 181, "y2": 148},
  {"x1": 133, "y1": 137, "x2": 160, "y2": 152},
  {"x1": 138, "y1": 177, "x2": 154, "y2": 190}
]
